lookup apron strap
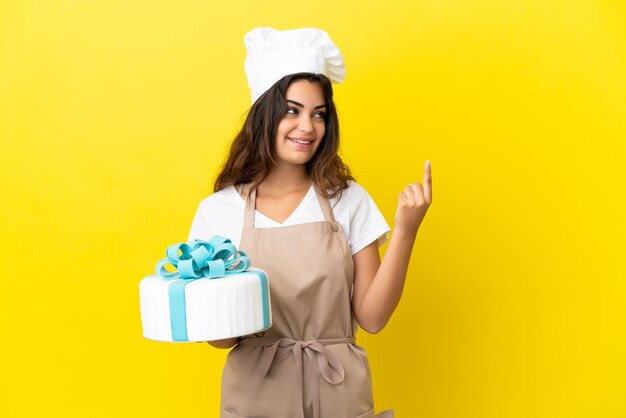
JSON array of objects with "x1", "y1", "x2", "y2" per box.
[
  {"x1": 241, "y1": 183, "x2": 256, "y2": 230},
  {"x1": 238, "y1": 336, "x2": 355, "y2": 418},
  {"x1": 313, "y1": 186, "x2": 336, "y2": 223}
]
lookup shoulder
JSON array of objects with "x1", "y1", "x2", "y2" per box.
[
  {"x1": 345, "y1": 180, "x2": 371, "y2": 199},
  {"x1": 329, "y1": 180, "x2": 381, "y2": 226},
  {"x1": 197, "y1": 185, "x2": 242, "y2": 212},
  {"x1": 193, "y1": 185, "x2": 245, "y2": 222},
  {"x1": 330, "y1": 181, "x2": 390, "y2": 255},
  {"x1": 188, "y1": 185, "x2": 245, "y2": 242},
  {"x1": 330, "y1": 180, "x2": 374, "y2": 208}
]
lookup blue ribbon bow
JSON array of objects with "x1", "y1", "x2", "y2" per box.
[
  {"x1": 156, "y1": 236, "x2": 250, "y2": 279},
  {"x1": 155, "y1": 236, "x2": 251, "y2": 341}
]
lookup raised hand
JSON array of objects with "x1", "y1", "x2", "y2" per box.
[{"x1": 394, "y1": 160, "x2": 432, "y2": 235}]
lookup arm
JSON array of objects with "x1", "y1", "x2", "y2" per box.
[{"x1": 351, "y1": 160, "x2": 432, "y2": 334}]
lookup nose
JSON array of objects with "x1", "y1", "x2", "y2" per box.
[{"x1": 297, "y1": 115, "x2": 314, "y2": 133}]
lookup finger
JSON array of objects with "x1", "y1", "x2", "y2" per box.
[
  {"x1": 409, "y1": 183, "x2": 425, "y2": 204},
  {"x1": 403, "y1": 184, "x2": 416, "y2": 200},
  {"x1": 423, "y1": 160, "x2": 432, "y2": 186},
  {"x1": 423, "y1": 160, "x2": 432, "y2": 203}
]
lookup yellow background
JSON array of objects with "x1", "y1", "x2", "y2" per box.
[{"x1": 1, "y1": 0, "x2": 625, "y2": 417}]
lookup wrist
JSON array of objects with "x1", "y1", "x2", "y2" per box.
[{"x1": 392, "y1": 225, "x2": 418, "y2": 240}]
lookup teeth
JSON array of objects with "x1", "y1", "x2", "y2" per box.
[{"x1": 290, "y1": 138, "x2": 312, "y2": 145}]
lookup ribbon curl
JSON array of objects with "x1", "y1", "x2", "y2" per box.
[{"x1": 155, "y1": 236, "x2": 250, "y2": 280}]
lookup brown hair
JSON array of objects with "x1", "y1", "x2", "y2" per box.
[{"x1": 213, "y1": 72, "x2": 354, "y2": 199}]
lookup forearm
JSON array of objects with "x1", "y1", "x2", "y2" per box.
[{"x1": 359, "y1": 227, "x2": 417, "y2": 333}]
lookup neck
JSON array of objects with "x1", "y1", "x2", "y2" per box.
[{"x1": 260, "y1": 163, "x2": 311, "y2": 194}]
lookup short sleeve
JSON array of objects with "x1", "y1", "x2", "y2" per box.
[
  {"x1": 346, "y1": 183, "x2": 391, "y2": 255},
  {"x1": 185, "y1": 187, "x2": 246, "y2": 247},
  {"x1": 187, "y1": 204, "x2": 218, "y2": 242}
]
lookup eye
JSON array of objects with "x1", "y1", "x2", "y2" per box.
[
  {"x1": 313, "y1": 111, "x2": 326, "y2": 120},
  {"x1": 286, "y1": 107, "x2": 298, "y2": 115}
]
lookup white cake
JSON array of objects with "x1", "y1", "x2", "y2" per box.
[{"x1": 139, "y1": 267, "x2": 272, "y2": 342}]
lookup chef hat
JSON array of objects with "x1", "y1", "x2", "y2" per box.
[{"x1": 244, "y1": 27, "x2": 346, "y2": 103}]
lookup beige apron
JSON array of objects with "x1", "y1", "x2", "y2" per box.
[{"x1": 220, "y1": 184, "x2": 394, "y2": 418}]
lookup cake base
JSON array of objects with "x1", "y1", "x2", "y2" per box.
[{"x1": 139, "y1": 268, "x2": 271, "y2": 342}]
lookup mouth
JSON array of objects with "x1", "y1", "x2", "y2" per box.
[{"x1": 288, "y1": 137, "x2": 314, "y2": 146}]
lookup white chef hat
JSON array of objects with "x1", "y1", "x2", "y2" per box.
[{"x1": 244, "y1": 27, "x2": 346, "y2": 103}]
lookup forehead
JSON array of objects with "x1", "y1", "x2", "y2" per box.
[{"x1": 285, "y1": 80, "x2": 325, "y2": 105}]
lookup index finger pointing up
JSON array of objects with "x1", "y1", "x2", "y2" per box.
[{"x1": 423, "y1": 160, "x2": 432, "y2": 203}]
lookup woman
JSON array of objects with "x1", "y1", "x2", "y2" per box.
[{"x1": 188, "y1": 27, "x2": 432, "y2": 418}]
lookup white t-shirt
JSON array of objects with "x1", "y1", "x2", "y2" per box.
[{"x1": 188, "y1": 180, "x2": 391, "y2": 255}]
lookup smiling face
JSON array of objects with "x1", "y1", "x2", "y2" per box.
[{"x1": 274, "y1": 80, "x2": 327, "y2": 168}]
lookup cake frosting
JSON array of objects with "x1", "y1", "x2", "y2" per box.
[{"x1": 140, "y1": 268, "x2": 271, "y2": 342}]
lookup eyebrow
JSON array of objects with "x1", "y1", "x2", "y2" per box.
[{"x1": 287, "y1": 99, "x2": 326, "y2": 110}]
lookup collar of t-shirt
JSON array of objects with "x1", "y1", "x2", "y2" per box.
[{"x1": 230, "y1": 184, "x2": 325, "y2": 227}]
